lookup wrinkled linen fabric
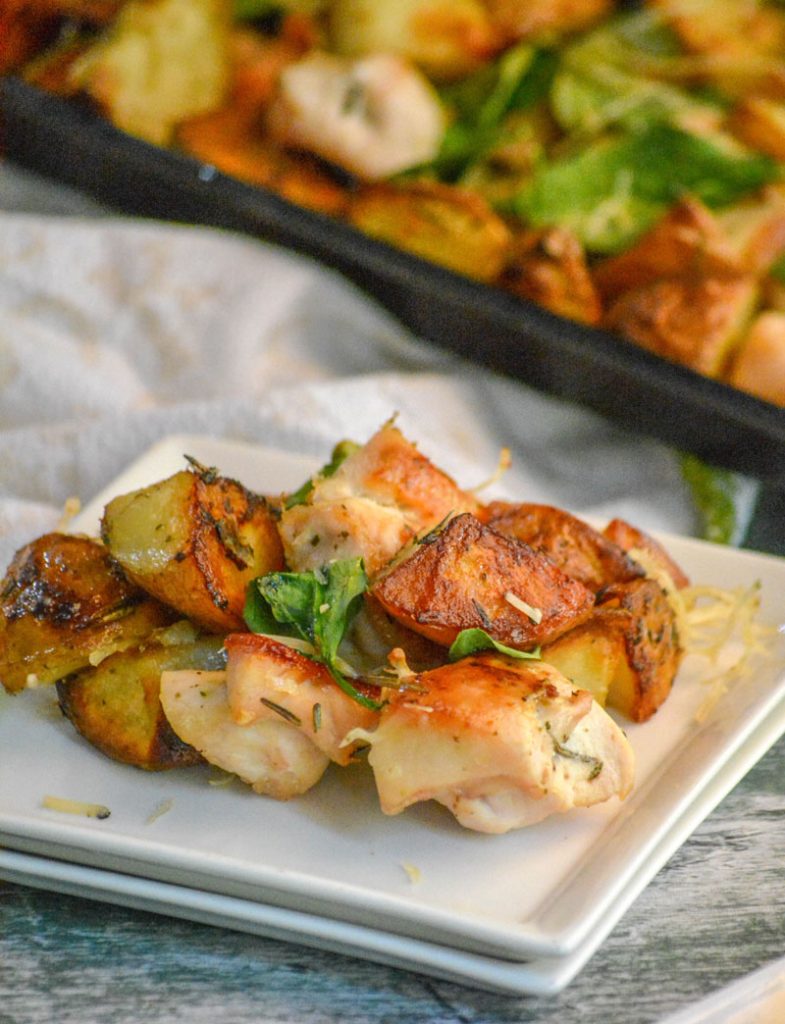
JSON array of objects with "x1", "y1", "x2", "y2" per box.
[{"x1": 0, "y1": 188, "x2": 704, "y2": 570}]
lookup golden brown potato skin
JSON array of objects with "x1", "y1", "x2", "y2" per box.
[
  {"x1": 543, "y1": 577, "x2": 681, "y2": 722},
  {"x1": 349, "y1": 180, "x2": 512, "y2": 283},
  {"x1": 101, "y1": 467, "x2": 284, "y2": 633},
  {"x1": 483, "y1": 502, "x2": 643, "y2": 592},
  {"x1": 0, "y1": 532, "x2": 175, "y2": 695},
  {"x1": 603, "y1": 518, "x2": 690, "y2": 590},
  {"x1": 598, "y1": 577, "x2": 682, "y2": 722},
  {"x1": 57, "y1": 635, "x2": 225, "y2": 770},
  {"x1": 371, "y1": 512, "x2": 594, "y2": 649},
  {"x1": 604, "y1": 274, "x2": 758, "y2": 377}
]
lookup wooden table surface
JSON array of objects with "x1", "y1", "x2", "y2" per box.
[
  {"x1": 1, "y1": 733, "x2": 782, "y2": 1024},
  {"x1": 1, "y1": 163, "x2": 784, "y2": 1024}
]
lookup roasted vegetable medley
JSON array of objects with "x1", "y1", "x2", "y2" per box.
[
  {"x1": 5, "y1": 0, "x2": 785, "y2": 403},
  {"x1": 0, "y1": 422, "x2": 726, "y2": 834}
]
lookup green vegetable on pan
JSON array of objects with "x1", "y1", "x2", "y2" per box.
[
  {"x1": 515, "y1": 122, "x2": 779, "y2": 254},
  {"x1": 679, "y1": 454, "x2": 741, "y2": 546}
]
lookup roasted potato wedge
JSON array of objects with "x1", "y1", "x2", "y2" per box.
[
  {"x1": 349, "y1": 181, "x2": 512, "y2": 283},
  {"x1": 486, "y1": 0, "x2": 612, "y2": 43},
  {"x1": 604, "y1": 273, "x2": 759, "y2": 377},
  {"x1": 727, "y1": 311, "x2": 785, "y2": 406},
  {"x1": 544, "y1": 576, "x2": 681, "y2": 721},
  {"x1": 603, "y1": 518, "x2": 690, "y2": 589},
  {"x1": 101, "y1": 464, "x2": 284, "y2": 633},
  {"x1": 483, "y1": 501, "x2": 643, "y2": 591},
  {"x1": 69, "y1": 0, "x2": 230, "y2": 145},
  {"x1": 57, "y1": 633, "x2": 225, "y2": 769},
  {"x1": 0, "y1": 532, "x2": 175, "y2": 695},
  {"x1": 329, "y1": 0, "x2": 501, "y2": 82},
  {"x1": 371, "y1": 512, "x2": 595, "y2": 649}
]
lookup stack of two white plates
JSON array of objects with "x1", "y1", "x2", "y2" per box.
[{"x1": 2, "y1": 436, "x2": 785, "y2": 997}]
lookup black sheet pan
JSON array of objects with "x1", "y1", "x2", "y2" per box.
[{"x1": 3, "y1": 76, "x2": 785, "y2": 482}]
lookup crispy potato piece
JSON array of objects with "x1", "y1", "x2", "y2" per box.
[
  {"x1": 329, "y1": 0, "x2": 502, "y2": 82},
  {"x1": 101, "y1": 465, "x2": 284, "y2": 633},
  {"x1": 540, "y1": 622, "x2": 621, "y2": 707},
  {"x1": 603, "y1": 518, "x2": 690, "y2": 589},
  {"x1": 604, "y1": 273, "x2": 759, "y2": 377},
  {"x1": 501, "y1": 227, "x2": 602, "y2": 326},
  {"x1": 69, "y1": 0, "x2": 230, "y2": 145},
  {"x1": 0, "y1": 533, "x2": 175, "y2": 695},
  {"x1": 544, "y1": 576, "x2": 681, "y2": 722},
  {"x1": 371, "y1": 513, "x2": 595, "y2": 649},
  {"x1": 349, "y1": 181, "x2": 512, "y2": 283},
  {"x1": 648, "y1": 0, "x2": 785, "y2": 98},
  {"x1": 57, "y1": 634, "x2": 225, "y2": 769},
  {"x1": 483, "y1": 501, "x2": 643, "y2": 591},
  {"x1": 486, "y1": 0, "x2": 612, "y2": 43},
  {"x1": 177, "y1": 107, "x2": 350, "y2": 217},
  {"x1": 601, "y1": 577, "x2": 681, "y2": 722},
  {"x1": 592, "y1": 199, "x2": 738, "y2": 303},
  {"x1": 730, "y1": 97, "x2": 785, "y2": 164},
  {"x1": 727, "y1": 311, "x2": 785, "y2": 407}
]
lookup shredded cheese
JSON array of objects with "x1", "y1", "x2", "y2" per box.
[
  {"x1": 146, "y1": 798, "x2": 174, "y2": 824},
  {"x1": 504, "y1": 591, "x2": 543, "y2": 624},
  {"x1": 42, "y1": 795, "x2": 111, "y2": 819},
  {"x1": 468, "y1": 447, "x2": 512, "y2": 495}
]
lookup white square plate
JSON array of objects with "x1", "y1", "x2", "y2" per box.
[{"x1": 1, "y1": 435, "x2": 784, "y2": 973}]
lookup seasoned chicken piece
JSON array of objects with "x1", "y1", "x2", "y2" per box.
[
  {"x1": 603, "y1": 518, "x2": 690, "y2": 589},
  {"x1": 0, "y1": 532, "x2": 175, "y2": 694},
  {"x1": 278, "y1": 423, "x2": 480, "y2": 576},
  {"x1": 159, "y1": 669, "x2": 329, "y2": 799},
  {"x1": 483, "y1": 502, "x2": 643, "y2": 592},
  {"x1": 544, "y1": 577, "x2": 682, "y2": 722},
  {"x1": 223, "y1": 634, "x2": 379, "y2": 766},
  {"x1": 359, "y1": 653, "x2": 634, "y2": 833},
  {"x1": 371, "y1": 513, "x2": 595, "y2": 649},
  {"x1": 266, "y1": 50, "x2": 446, "y2": 180}
]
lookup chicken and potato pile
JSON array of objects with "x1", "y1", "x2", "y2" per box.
[
  {"x1": 8, "y1": 0, "x2": 785, "y2": 405},
  {"x1": 0, "y1": 424, "x2": 691, "y2": 834}
]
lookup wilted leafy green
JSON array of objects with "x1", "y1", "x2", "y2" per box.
[
  {"x1": 448, "y1": 628, "x2": 540, "y2": 663},
  {"x1": 515, "y1": 123, "x2": 778, "y2": 253},
  {"x1": 679, "y1": 454, "x2": 741, "y2": 545},
  {"x1": 244, "y1": 557, "x2": 380, "y2": 708}
]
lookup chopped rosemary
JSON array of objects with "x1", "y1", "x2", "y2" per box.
[{"x1": 260, "y1": 698, "x2": 301, "y2": 726}]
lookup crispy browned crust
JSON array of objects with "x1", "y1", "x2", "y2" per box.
[
  {"x1": 57, "y1": 636, "x2": 225, "y2": 769},
  {"x1": 0, "y1": 533, "x2": 175, "y2": 695},
  {"x1": 371, "y1": 512, "x2": 595, "y2": 649},
  {"x1": 604, "y1": 274, "x2": 759, "y2": 377},
  {"x1": 348, "y1": 180, "x2": 512, "y2": 283},
  {"x1": 501, "y1": 227, "x2": 602, "y2": 326},
  {"x1": 603, "y1": 518, "x2": 691, "y2": 589},
  {"x1": 101, "y1": 468, "x2": 284, "y2": 633},
  {"x1": 596, "y1": 577, "x2": 682, "y2": 722},
  {"x1": 483, "y1": 501, "x2": 643, "y2": 591}
]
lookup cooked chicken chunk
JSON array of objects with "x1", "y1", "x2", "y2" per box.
[
  {"x1": 359, "y1": 653, "x2": 635, "y2": 833},
  {"x1": 159, "y1": 669, "x2": 329, "y2": 799},
  {"x1": 278, "y1": 423, "x2": 479, "y2": 576},
  {"x1": 371, "y1": 512, "x2": 595, "y2": 649},
  {"x1": 224, "y1": 634, "x2": 379, "y2": 766}
]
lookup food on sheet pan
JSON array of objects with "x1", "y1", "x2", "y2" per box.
[
  {"x1": 0, "y1": 424, "x2": 764, "y2": 833},
  {"x1": 6, "y1": 0, "x2": 785, "y2": 405}
]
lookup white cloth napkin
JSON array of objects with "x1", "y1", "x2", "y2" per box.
[{"x1": 0, "y1": 203, "x2": 704, "y2": 570}]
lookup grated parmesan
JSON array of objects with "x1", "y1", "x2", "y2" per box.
[
  {"x1": 504, "y1": 591, "x2": 543, "y2": 624},
  {"x1": 42, "y1": 795, "x2": 110, "y2": 819}
]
